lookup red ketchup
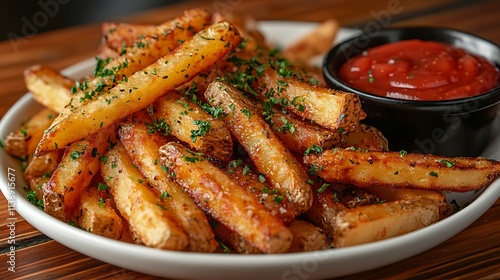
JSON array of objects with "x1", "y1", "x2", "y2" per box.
[{"x1": 340, "y1": 39, "x2": 499, "y2": 101}]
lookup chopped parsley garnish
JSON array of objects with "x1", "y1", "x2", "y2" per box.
[
  {"x1": 26, "y1": 190, "x2": 43, "y2": 209},
  {"x1": 190, "y1": 120, "x2": 211, "y2": 143}
]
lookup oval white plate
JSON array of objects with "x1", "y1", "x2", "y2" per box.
[{"x1": 1, "y1": 21, "x2": 499, "y2": 280}]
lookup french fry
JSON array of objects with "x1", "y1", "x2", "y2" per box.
[
  {"x1": 24, "y1": 65, "x2": 73, "y2": 113},
  {"x1": 303, "y1": 148, "x2": 500, "y2": 192},
  {"x1": 341, "y1": 124, "x2": 389, "y2": 152},
  {"x1": 151, "y1": 91, "x2": 233, "y2": 162},
  {"x1": 42, "y1": 125, "x2": 114, "y2": 221},
  {"x1": 281, "y1": 19, "x2": 339, "y2": 64},
  {"x1": 209, "y1": 217, "x2": 262, "y2": 254},
  {"x1": 36, "y1": 20, "x2": 242, "y2": 155},
  {"x1": 333, "y1": 198, "x2": 439, "y2": 247},
  {"x1": 100, "y1": 22, "x2": 156, "y2": 55},
  {"x1": 118, "y1": 110, "x2": 218, "y2": 252},
  {"x1": 3, "y1": 108, "x2": 56, "y2": 158},
  {"x1": 267, "y1": 109, "x2": 342, "y2": 154},
  {"x1": 288, "y1": 220, "x2": 328, "y2": 252},
  {"x1": 328, "y1": 184, "x2": 381, "y2": 209},
  {"x1": 204, "y1": 81, "x2": 313, "y2": 217},
  {"x1": 101, "y1": 142, "x2": 189, "y2": 250},
  {"x1": 23, "y1": 151, "x2": 62, "y2": 200},
  {"x1": 160, "y1": 142, "x2": 293, "y2": 254},
  {"x1": 74, "y1": 179, "x2": 124, "y2": 240}
]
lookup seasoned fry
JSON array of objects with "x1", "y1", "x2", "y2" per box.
[
  {"x1": 102, "y1": 142, "x2": 189, "y2": 250},
  {"x1": 24, "y1": 150, "x2": 62, "y2": 200},
  {"x1": 36, "y1": 20, "x2": 242, "y2": 155},
  {"x1": 160, "y1": 142, "x2": 293, "y2": 254},
  {"x1": 3, "y1": 108, "x2": 56, "y2": 158},
  {"x1": 281, "y1": 19, "x2": 339, "y2": 64},
  {"x1": 118, "y1": 110, "x2": 218, "y2": 252},
  {"x1": 341, "y1": 124, "x2": 389, "y2": 152},
  {"x1": 205, "y1": 81, "x2": 312, "y2": 217},
  {"x1": 42, "y1": 125, "x2": 114, "y2": 221},
  {"x1": 288, "y1": 220, "x2": 328, "y2": 252},
  {"x1": 151, "y1": 91, "x2": 233, "y2": 162},
  {"x1": 100, "y1": 22, "x2": 156, "y2": 55},
  {"x1": 258, "y1": 68, "x2": 365, "y2": 132},
  {"x1": 24, "y1": 65, "x2": 73, "y2": 113},
  {"x1": 74, "y1": 179, "x2": 124, "y2": 240},
  {"x1": 210, "y1": 217, "x2": 262, "y2": 254},
  {"x1": 334, "y1": 198, "x2": 439, "y2": 247},
  {"x1": 303, "y1": 148, "x2": 500, "y2": 192},
  {"x1": 267, "y1": 109, "x2": 342, "y2": 154}
]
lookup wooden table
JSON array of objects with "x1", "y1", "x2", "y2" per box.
[{"x1": 1, "y1": 0, "x2": 499, "y2": 278}]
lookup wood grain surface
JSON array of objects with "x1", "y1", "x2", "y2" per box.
[{"x1": 0, "y1": 0, "x2": 499, "y2": 279}]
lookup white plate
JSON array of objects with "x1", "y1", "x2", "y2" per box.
[{"x1": 1, "y1": 21, "x2": 500, "y2": 280}]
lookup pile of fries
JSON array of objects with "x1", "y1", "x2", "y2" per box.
[{"x1": 4, "y1": 9, "x2": 500, "y2": 254}]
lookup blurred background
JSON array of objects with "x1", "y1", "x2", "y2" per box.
[{"x1": 0, "y1": 0, "x2": 183, "y2": 41}]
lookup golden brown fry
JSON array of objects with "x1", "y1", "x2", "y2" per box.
[
  {"x1": 329, "y1": 184, "x2": 381, "y2": 209},
  {"x1": 268, "y1": 110, "x2": 342, "y2": 154},
  {"x1": 37, "y1": 20, "x2": 241, "y2": 155},
  {"x1": 74, "y1": 179, "x2": 123, "y2": 240},
  {"x1": 23, "y1": 150, "x2": 62, "y2": 200},
  {"x1": 42, "y1": 125, "x2": 114, "y2": 221},
  {"x1": 288, "y1": 220, "x2": 328, "y2": 252},
  {"x1": 205, "y1": 81, "x2": 312, "y2": 217},
  {"x1": 333, "y1": 198, "x2": 439, "y2": 247},
  {"x1": 258, "y1": 69, "x2": 365, "y2": 132},
  {"x1": 341, "y1": 124, "x2": 389, "y2": 152},
  {"x1": 224, "y1": 163, "x2": 296, "y2": 224},
  {"x1": 210, "y1": 217, "x2": 262, "y2": 254},
  {"x1": 3, "y1": 108, "x2": 56, "y2": 158},
  {"x1": 151, "y1": 91, "x2": 233, "y2": 162},
  {"x1": 102, "y1": 142, "x2": 189, "y2": 250},
  {"x1": 160, "y1": 142, "x2": 293, "y2": 254},
  {"x1": 303, "y1": 148, "x2": 500, "y2": 192},
  {"x1": 118, "y1": 110, "x2": 218, "y2": 252},
  {"x1": 100, "y1": 22, "x2": 156, "y2": 54},
  {"x1": 281, "y1": 19, "x2": 339, "y2": 64},
  {"x1": 24, "y1": 65, "x2": 73, "y2": 113}
]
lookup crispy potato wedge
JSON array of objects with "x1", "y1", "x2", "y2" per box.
[
  {"x1": 37, "y1": 21, "x2": 241, "y2": 155},
  {"x1": 288, "y1": 220, "x2": 328, "y2": 252},
  {"x1": 334, "y1": 198, "x2": 439, "y2": 247},
  {"x1": 100, "y1": 22, "x2": 156, "y2": 54},
  {"x1": 268, "y1": 109, "x2": 342, "y2": 154},
  {"x1": 224, "y1": 163, "x2": 296, "y2": 224},
  {"x1": 341, "y1": 124, "x2": 389, "y2": 152},
  {"x1": 74, "y1": 180, "x2": 123, "y2": 240},
  {"x1": 24, "y1": 65, "x2": 73, "y2": 113},
  {"x1": 42, "y1": 125, "x2": 114, "y2": 221},
  {"x1": 205, "y1": 81, "x2": 312, "y2": 217},
  {"x1": 151, "y1": 91, "x2": 233, "y2": 162},
  {"x1": 258, "y1": 68, "x2": 365, "y2": 132},
  {"x1": 303, "y1": 148, "x2": 500, "y2": 192},
  {"x1": 3, "y1": 108, "x2": 56, "y2": 158},
  {"x1": 118, "y1": 110, "x2": 218, "y2": 252},
  {"x1": 281, "y1": 19, "x2": 339, "y2": 64},
  {"x1": 160, "y1": 142, "x2": 293, "y2": 254},
  {"x1": 102, "y1": 142, "x2": 189, "y2": 250},
  {"x1": 24, "y1": 150, "x2": 62, "y2": 200},
  {"x1": 209, "y1": 217, "x2": 262, "y2": 254}
]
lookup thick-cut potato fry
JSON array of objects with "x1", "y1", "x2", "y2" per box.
[
  {"x1": 24, "y1": 151, "x2": 62, "y2": 200},
  {"x1": 36, "y1": 20, "x2": 241, "y2": 155},
  {"x1": 258, "y1": 68, "x2": 365, "y2": 132},
  {"x1": 288, "y1": 220, "x2": 328, "y2": 252},
  {"x1": 303, "y1": 148, "x2": 500, "y2": 192},
  {"x1": 341, "y1": 124, "x2": 389, "y2": 152},
  {"x1": 102, "y1": 142, "x2": 189, "y2": 250},
  {"x1": 281, "y1": 19, "x2": 339, "y2": 64},
  {"x1": 205, "y1": 81, "x2": 312, "y2": 217},
  {"x1": 267, "y1": 110, "x2": 342, "y2": 154},
  {"x1": 329, "y1": 184, "x2": 380, "y2": 209},
  {"x1": 74, "y1": 179, "x2": 123, "y2": 240},
  {"x1": 160, "y1": 142, "x2": 293, "y2": 254},
  {"x1": 100, "y1": 22, "x2": 156, "y2": 54},
  {"x1": 118, "y1": 110, "x2": 218, "y2": 252},
  {"x1": 151, "y1": 91, "x2": 233, "y2": 162},
  {"x1": 333, "y1": 198, "x2": 439, "y2": 247},
  {"x1": 224, "y1": 163, "x2": 296, "y2": 224},
  {"x1": 210, "y1": 217, "x2": 262, "y2": 254},
  {"x1": 304, "y1": 181, "x2": 347, "y2": 238},
  {"x1": 24, "y1": 65, "x2": 73, "y2": 113},
  {"x1": 3, "y1": 108, "x2": 56, "y2": 158},
  {"x1": 365, "y1": 185, "x2": 453, "y2": 219},
  {"x1": 43, "y1": 125, "x2": 114, "y2": 221}
]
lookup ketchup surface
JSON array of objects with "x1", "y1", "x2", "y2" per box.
[{"x1": 339, "y1": 39, "x2": 499, "y2": 101}]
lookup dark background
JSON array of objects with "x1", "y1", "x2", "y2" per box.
[{"x1": 0, "y1": 0, "x2": 183, "y2": 41}]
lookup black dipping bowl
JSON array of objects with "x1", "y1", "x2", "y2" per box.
[{"x1": 323, "y1": 27, "x2": 500, "y2": 157}]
